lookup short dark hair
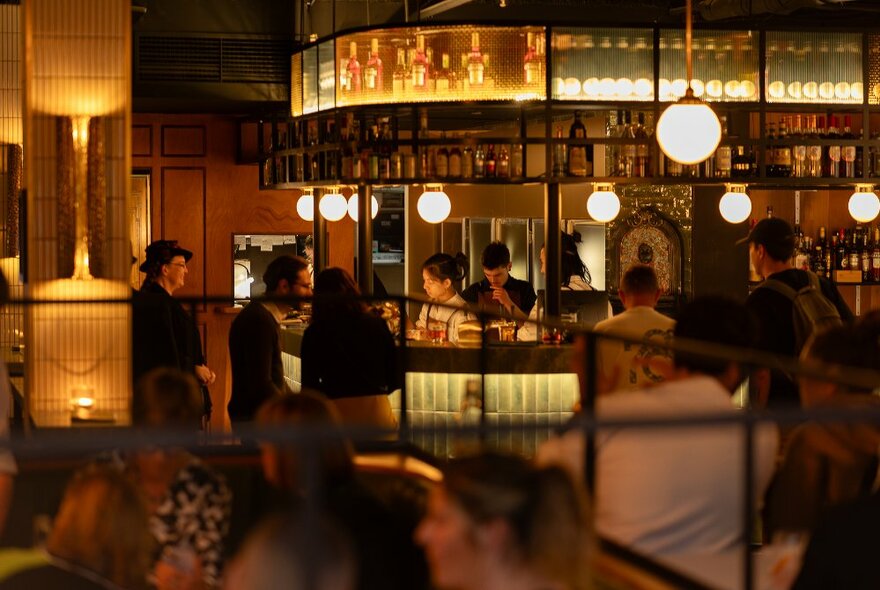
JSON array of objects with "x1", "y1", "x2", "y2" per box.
[
  {"x1": 481, "y1": 241, "x2": 510, "y2": 269},
  {"x1": 674, "y1": 296, "x2": 758, "y2": 377},
  {"x1": 621, "y1": 264, "x2": 659, "y2": 296},
  {"x1": 311, "y1": 267, "x2": 364, "y2": 321},
  {"x1": 133, "y1": 367, "x2": 203, "y2": 429},
  {"x1": 264, "y1": 255, "x2": 309, "y2": 292},
  {"x1": 806, "y1": 324, "x2": 880, "y2": 394}
]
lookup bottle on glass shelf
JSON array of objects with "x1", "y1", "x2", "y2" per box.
[
  {"x1": 568, "y1": 111, "x2": 590, "y2": 177},
  {"x1": 392, "y1": 48, "x2": 407, "y2": 94},
  {"x1": 836, "y1": 229, "x2": 849, "y2": 270},
  {"x1": 346, "y1": 41, "x2": 361, "y2": 93},
  {"x1": 621, "y1": 111, "x2": 637, "y2": 178},
  {"x1": 497, "y1": 146, "x2": 510, "y2": 178},
  {"x1": 485, "y1": 144, "x2": 497, "y2": 177},
  {"x1": 448, "y1": 138, "x2": 462, "y2": 179},
  {"x1": 474, "y1": 145, "x2": 486, "y2": 177},
  {"x1": 635, "y1": 112, "x2": 651, "y2": 178},
  {"x1": 411, "y1": 34, "x2": 429, "y2": 91},
  {"x1": 553, "y1": 126, "x2": 566, "y2": 177},
  {"x1": 849, "y1": 227, "x2": 862, "y2": 273},
  {"x1": 714, "y1": 115, "x2": 732, "y2": 178},
  {"x1": 731, "y1": 146, "x2": 751, "y2": 178},
  {"x1": 435, "y1": 53, "x2": 454, "y2": 93},
  {"x1": 871, "y1": 227, "x2": 880, "y2": 282},
  {"x1": 467, "y1": 32, "x2": 485, "y2": 87},
  {"x1": 462, "y1": 137, "x2": 474, "y2": 179},
  {"x1": 435, "y1": 133, "x2": 449, "y2": 179},
  {"x1": 861, "y1": 231, "x2": 872, "y2": 283},
  {"x1": 511, "y1": 144, "x2": 523, "y2": 178},
  {"x1": 364, "y1": 38, "x2": 383, "y2": 92},
  {"x1": 524, "y1": 31, "x2": 543, "y2": 86}
]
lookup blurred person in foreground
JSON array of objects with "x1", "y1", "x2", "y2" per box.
[
  {"x1": 256, "y1": 391, "x2": 428, "y2": 590},
  {"x1": 538, "y1": 296, "x2": 779, "y2": 555},
  {"x1": 228, "y1": 254, "x2": 311, "y2": 424},
  {"x1": 416, "y1": 452, "x2": 590, "y2": 590},
  {"x1": 591, "y1": 263, "x2": 674, "y2": 392},
  {"x1": 301, "y1": 268, "x2": 399, "y2": 430},
  {"x1": 0, "y1": 465, "x2": 152, "y2": 589},
  {"x1": 765, "y1": 319, "x2": 880, "y2": 538},
  {"x1": 223, "y1": 510, "x2": 355, "y2": 590},
  {"x1": 108, "y1": 368, "x2": 232, "y2": 590}
]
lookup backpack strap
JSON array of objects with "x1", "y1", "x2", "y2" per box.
[{"x1": 757, "y1": 277, "x2": 798, "y2": 301}]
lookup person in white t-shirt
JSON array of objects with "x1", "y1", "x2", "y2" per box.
[
  {"x1": 593, "y1": 263, "x2": 675, "y2": 394},
  {"x1": 415, "y1": 252, "x2": 475, "y2": 344},
  {"x1": 538, "y1": 296, "x2": 779, "y2": 556},
  {"x1": 518, "y1": 231, "x2": 596, "y2": 342}
]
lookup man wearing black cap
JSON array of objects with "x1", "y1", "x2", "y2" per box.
[
  {"x1": 741, "y1": 218, "x2": 852, "y2": 407},
  {"x1": 133, "y1": 240, "x2": 216, "y2": 420}
]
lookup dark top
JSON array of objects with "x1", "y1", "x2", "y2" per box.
[
  {"x1": 745, "y1": 268, "x2": 852, "y2": 407},
  {"x1": 228, "y1": 301, "x2": 285, "y2": 422},
  {"x1": 301, "y1": 312, "x2": 399, "y2": 399},
  {"x1": 132, "y1": 282, "x2": 206, "y2": 382},
  {"x1": 461, "y1": 275, "x2": 537, "y2": 315},
  {"x1": 793, "y1": 492, "x2": 880, "y2": 590}
]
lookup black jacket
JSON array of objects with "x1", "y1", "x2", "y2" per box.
[{"x1": 228, "y1": 301, "x2": 285, "y2": 422}]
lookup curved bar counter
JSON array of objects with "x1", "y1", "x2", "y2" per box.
[{"x1": 280, "y1": 327, "x2": 579, "y2": 456}]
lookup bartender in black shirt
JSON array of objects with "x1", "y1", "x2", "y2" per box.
[{"x1": 461, "y1": 241, "x2": 537, "y2": 322}]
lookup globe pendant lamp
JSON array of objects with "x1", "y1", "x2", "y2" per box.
[
  {"x1": 417, "y1": 184, "x2": 451, "y2": 224},
  {"x1": 655, "y1": 0, "x2": 722, "y2": 165},
  {"x1": 848, "y1": 184, "x2": 880, "y2": 223},
  {"x1": 586, "y1": 182, "x2": 621, "y2": 222},
  {"x1": 296, "y1": 188, "x2": 314, "y2": 221},
  {"x1": 719, "y1": 183, "x2": 751, "y2": 224},
  {"x1": 347, "y1": 192, "x2": 379, "y2": 221},
  {"x1": 319, "y1": 188, "x2": 348, "y2": 222}
]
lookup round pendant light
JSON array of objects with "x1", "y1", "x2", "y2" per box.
[
  {"x1": 586, "y1": 183, "x2": 621, "y2": 223},
  {"x1": 319, "y1": 190, "x2": 348, "y2": 222},
  {"x1": 719, "y1": 183, "x2": 752, "y2": 224},
  {"x1": 296, "y1": 189, "x2": 314, "y2": 221},
  {"x1": 655, "y1": 0, "x2": 722, "y2": 165},
  {"x1": 347, "y1": 193, "x2": 379, "y2": 221},
  {"x1": 417, "y1": 185, "x2": 451, "y2": 224},
  {"x1": 848, "y1": 184, "x2": 880, "y2": 223}
]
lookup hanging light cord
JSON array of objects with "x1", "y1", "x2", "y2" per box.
[{"x1": 685, "y1": 0, "x2": 693, "y2": 93}]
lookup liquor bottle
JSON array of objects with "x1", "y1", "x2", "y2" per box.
[
  {"x1": 841, "y1": 115, "x2": 856, "y2": 177},
  {"x1": 435, "y1": 53, "x2": 453, "y2": 93},
  {"x1": 813, "y1": 227, "x2": 827, "y2": 277},
  {"x1": 837, "y1": 229, "x2": 848, "y2": 270},
  {"x1": 467, "y1": 32, "x2": 485, "y2": 87},
  {"x1": 636, "y1": 111, "x2": 652, "y2": 178},
  {"x1": 622, "y1": 111, "x2": 637, "y2": 178},
  {"x1": 418, "y1": 108, "x2": 430, "y2": 177},
  {"x1": 841, "y1": 115, "x2": 855, "y2": 139},
  {"x1": 776, "y1": 118, "x2": 791, "y2": 177},
  {"x1": 346, "y1": 41, "x2": 362, "y2": 93},
  {"x1": 714, "y1": 115, "x2": 732, "y2": 178},
  {"x1": 791, "y1": 115, "x2": 806, "y2": 178},
  {"x1": 511, "y1": 144, "x2": 523, "y2": 178},
  {"x1": 474, "y1": 144, "x2": 485, "y2": 177},
  {"x1": 872, "y1": 227, "x2": 880, "y2": 283},
  {"x1": 485, "y1": 144, "x2": 497, "y2": 177},
  {"x1": 826, "y1": 116, "x2": 841, "y2": 178},
  {"x1": 524, "y1": 31, "x2": 542, "y2": 85},
  {"x1": 392, "y1": 48, "x2": 407, "y2": 94},
  {"x1": 448, "y1": 139, "x2": 462, "y2": 178},
  {"x1": 462, "y1": 138, "x2": 474, "y2": 178},
  {"x1": 364, "y1": 38, "x2": 383, "y2": 92},
  {"x1": 849, "y1": 227, "x2": 861, "y2": 273},
  {"x1": 765, "y1": 122, "x2": 777, "y2": 177},
  {"x1": 435, "y1": 134, "x2": 449, "y2": 179},
  {"x1": 828, "y1": 234, "x2": 837, "y2": 274},
  {"x1": 497, "y1": 146, "x2": 510, "y2": 178},
  {"x1": 411, "y1": 34, "x2": 429, "y2": 91},
  {"x1": 861, "y1": 231, "x2": 872, "y2": 283},
  {"x1": 553, "y1": 126, "x2": 566, "y2": 177},
  {"x1": 732, "y1": 146, "x2": 751, "y2": 177},
  {"x1": 568, "y1": 111, "x2": 589, "y2": 177}
]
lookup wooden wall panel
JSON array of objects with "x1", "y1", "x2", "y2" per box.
[
  {"x1": 161, "y1": 167, "x2": 206, "y2": 301},
  {"x1": 132, "y1": 125, "x2": 153, "y2": 157},
  {"x1": 161, "y1": 125, "x2": 207, "y2": 157}
]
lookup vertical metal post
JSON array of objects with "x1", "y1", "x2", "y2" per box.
[
  {"x1": 544, "y1": 182, "x2": 561, "y2": 319},
  {"x1": 397, "y1": 295, "x2": 409, "y2": 434},
  {"x1": 357, "y1": 183, "x2": 373, "y2": 294},
  {"x1": 313, "y1": 191, "x2": 327, "y2": 274},
  {"x1": 583, "y1": 331, "x2": 598, "y2": 494}
]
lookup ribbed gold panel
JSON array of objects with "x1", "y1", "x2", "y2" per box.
[
  {"x1": 869, "y1": 34, "x2": 880, "y2": 106},
  {"x1": 0, "y1": 4, "x2": 22, "y2": 261},
  {"x1": 318, "y1": 40, "x2": 335, "y2": 111},
  {"x1": 660, "y1": 29, "x2": 759, "y2": 103},
  {"x1": 552, "y1": 28, "x2": 654, "y2": 101},
  {"x1": 766, "y1": 31, "x2": 863, "y2": 104},
  {"x1": 290, "y1": 53, "x2": 303, "y2": 117},
  {"x1": 303, "y1": 46, "x2": 318, "y2": 115},
  {"x1": 24, "y1": 0, "x2": 132, "y2": 427}
]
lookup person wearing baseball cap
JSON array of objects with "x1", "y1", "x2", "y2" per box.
[
  {"x1": 740, "y1": 218, "x2": 852, "y2": 408},
  {"x1": 133, "y1": 240, "x2": 216, "y2": 425}
]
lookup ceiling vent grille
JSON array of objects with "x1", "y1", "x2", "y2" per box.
[{"x1": 138, "y1": 35, "x2": 291, "y2": 84}]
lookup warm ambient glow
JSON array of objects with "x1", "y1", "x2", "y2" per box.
[
  {"x1": 0, "y1": 4, "x2": 22, "y2": 145},
  {"x1": 318, "y1": 190, "x2": 348, "y2": 222},
  {"x1": 347, "y1": 193, "x2": 379, "y2": 221},
  {"x1": 296, "y1": 189, "x2": 314, "y2": 221},
  {"x1": 656, "y1": 91, "x2": 722, "y2": 164},
  {"x1": 417, "y1": 185, "x2": 451, "y2": 224},
  {"x1": 586, "y1": 183, "x2": 621, "y2": 223},
  {"x1": 719, "y1": 184, "x2": 752, "y2": 224},
  {"x1": 848, "y1": 184, "x2": 880, "y2": 223}
]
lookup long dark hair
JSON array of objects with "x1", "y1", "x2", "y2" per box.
[
  {"x1": 311, "y1": 267, "x2": 366, "y2": 321},
  {"x1": 422, "y1": 252, "x2": 468, "y2": 284},
  {"x1": 547, "y1": 231, "x2": 590, "y2": 287}
]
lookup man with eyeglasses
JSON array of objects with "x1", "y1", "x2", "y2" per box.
[
  {"x1": 228, "y1": 255, "x2": 312, "y2": 425},
  {"x1": 133, "y1": 240, "x2": 216, "y2": 424}
]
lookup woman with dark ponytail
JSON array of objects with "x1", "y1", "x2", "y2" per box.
[
  {"x1": 416, "y1": 452, "x2": 592, "y2": 590},
  {"x1": 416, "y1": 252, "x2": 475, "y2": 343}
]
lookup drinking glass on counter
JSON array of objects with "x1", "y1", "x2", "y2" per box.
[{"x1": 427, "y1": 319, "x2": 447, "y2": 343}]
